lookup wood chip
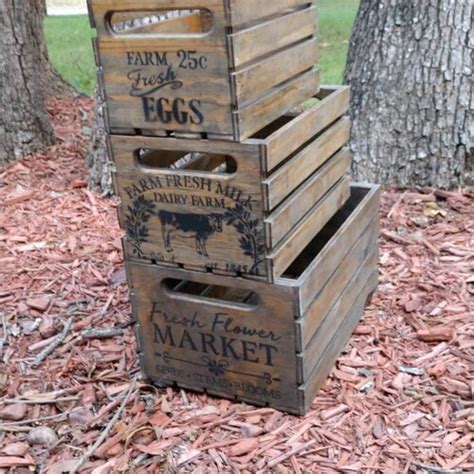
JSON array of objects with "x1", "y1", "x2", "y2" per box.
[
  {"x1": 228, "y1": 438, "x2": 259, "y2": 457},
  {"x1": 26, "y1": 297, "x2": 51, "y2": 312},
  {"x1": 320, "y1": 404, "x2": 349, "y2": 420},
  {"x1": 417, "y1": 327, "x2": 454, "y2": 342},
  {"x1": 1, "y1": 100, "x2": 472, "y2": 472}
]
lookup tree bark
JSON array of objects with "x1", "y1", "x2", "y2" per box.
[
  {"x1": 86, "y1": 86, "x2": 115, "y2": 196},
  {"x1": 344, "y1": 0, "x2": 473, "y2": 188},
  {"x1": 0, "y1": 0, "x2": 56, "y2": 165}
]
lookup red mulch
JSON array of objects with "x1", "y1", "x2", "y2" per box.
[{"x1": 0, "y1": 99, "x2": 473, "y2": 473}]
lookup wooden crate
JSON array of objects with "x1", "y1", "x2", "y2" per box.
[
  {"x1": 87, "y1": 0, "x2": 319, "y2": 140},
  {"x1": 127, "y1": 184, "x2": 380, "y2": 414},
  {"x1": 113, "y1": 86, "x2": 351, "y2": 282}
]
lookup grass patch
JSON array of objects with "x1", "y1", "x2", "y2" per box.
[
  {"x1": 44, "y1": 15, "x2": 96, "y2": 95},
  {"x1": 44, "y1": 0, "x2": 359, "y2": 96},
  {"x1": 319, "y1": 0, "x2": 359, "y2": 84}
]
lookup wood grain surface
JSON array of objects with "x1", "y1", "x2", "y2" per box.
[
  {"x1": 111, "y1": 87, "x2": 351, "y2": 281},
  {"x1": 128, "y1": 184, "x2": 380, "y2": 414},
  {"x1": 88, "y1": 0, "x2": 318, "y2": 140}
]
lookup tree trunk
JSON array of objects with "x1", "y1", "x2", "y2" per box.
[
  {"x1": 0, "y1": 0, "x2": 55, "y2": 165},
  {"x1": 344, "y1": 0, "x2": 473, "y2": 188}
]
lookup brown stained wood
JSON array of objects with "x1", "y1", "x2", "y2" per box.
[
  {"x1": 269, "y1": 177, "x2": 351, "y2": 280},
  {"x1": 227, "y1": 0, "x2": 312, "y2": 26},
  {"x1": 278, "y1": 184, "x2": 381, "y2": 315},
  {"x1": 90, "y1": 0, "x2": 226, "y2": 36},
  {"x1": 265, "y1": 149, "x2": 350, "y2": 248},
  {"x1": 264, "y1": 117, "x2": 351, "y2": 210},
  {"x1": 228, "y1": 6, "x2": 317, "y2": 68},
  {"x1": 235, "y1": 69, "x2": 320, "y2": 142},
  {"x1": 128, "y1": 261, "x2": 301, "y2": 413},
  {"x1": 299, "y1": 270, "x2": 379, "y2": 413},
  {"x1": 88, "y1": 0, "x2": 318, "y2": 140},
  {"x1": 297, "y1": 247, "x2": 379, "y2": 383},
  {"x1": 313, "y1": 85, "x2": 341, "y2": 100},
  {"x1": 264, "y1": 86, "x2": 351, "y2": 171},
  {"x1": 296, "y1": 218, "x2": 379, "y2": 352},
  {"x1": 232, "y1": 38, "x2": 319, "y2": 107},
  {"x1": 111, "y1": 87, "x2": 350, "y2": 281},
  {"x1": 111, "y1": 134, "x2": 267, "y2": 277},
  {"x1": 91, "y1": 38, "x2": 101, "y2": 68},
  {"x1": 128, "y1": 184, "x2": 380, "y2": 414}
]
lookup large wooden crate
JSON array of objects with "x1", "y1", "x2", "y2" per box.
[
  {"x1": 113, "y1": 87, "x2": 351, "y2": 282},
  {"x1": 127, "y1": 184, "x2": 380, "y2": 415},
  {"x1": 87, "y1": 0, "x2": 319, "y2": 140}
]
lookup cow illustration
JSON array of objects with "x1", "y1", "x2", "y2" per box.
[{"x1": 158, "y1": 210, "x2": 225, "y2": 257}]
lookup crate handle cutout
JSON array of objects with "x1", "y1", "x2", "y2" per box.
[
  {"x1": 107, "y1": 9, "x2": 213, "y2": 36},
  {"x1": 135, "y1": 149, "x2": 238, "y2": 176},
  {"x1": 162, "y1": 279, "x2": 259, "y2": 310}
]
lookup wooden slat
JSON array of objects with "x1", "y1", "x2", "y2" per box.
[
  {"x1": 235, "y1": 68, "x2": 320, "y2": 141},
  {"x1": 293, "y1": 184, "x2": 381, "y2": 315},
  {"x1": 315, "y1": 85, "x2": 341, "y2": 100},
  {"x1": 264, "y1": 117, "x2": 351, "y2": 211},
  {"x1": 265, "y1": 148, "x2": 350, "y2": 248},
  {"x1": 265, "y1": 86, "x2": 351, "y2": 171},
  {"x1": 299, "y1": 270, "x2": 379, "y2": 413},
  {"x1": 269, "y1": 177, "x2": 351, "y2": 281},
  {"x1": 297, "y1": 248, "x2": 378, "y2": 383},
  {"x1": 296, "y1": 217, "x2": 379, "y2": 355},
  {"x1": 232, "y1": 38, "x2": 319, "y2": 107},
  {"x1": 228, "y1": 6, "x2": 316, "y2": 68},
  {"x1": 227, "y1": 0, "x2": 311, "y2": 26}
]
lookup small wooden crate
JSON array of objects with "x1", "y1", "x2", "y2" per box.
[
  {"x1": 127, "y1": 184, "x2": 380, "y2": 414},
  {"x1": 113, "y1": 86, "x2": 351, "y2": 282},
  {"x1": 87, "y1": 0, "x2": 319, "y2": 140}
]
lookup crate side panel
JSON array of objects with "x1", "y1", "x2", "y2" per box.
[
  {"x1": 127, "y1": 262, "x2": 301, "y2": 411},
  {"x1": 300, "y1": 233, "x2": 378, "y2": 382},
  {"x1": 265, "y1": 117, "x2": 351, "y2": 211},
  {"x1": 229, "y1": 6, "x2": 316, "y2": 68},
  {"x1": 266, "y1": 149, "x2": 350, "y2": 248},
  {"x1": 297, "y1": 184, "x2": 381, "y2": 314},
  {"x1": 235, "y1": 68, "x2": 320, "y2": 141},
  {"x1": 111, "y1": 135, "x2": 268, "y2": 277},
  {"x1": 98, "y1": 43, "x2": 233, "y2": 135},
  {"x1": 266, "y1": 86, "x2": 351, "y2": 171},
  {"x1": 232, "y1": 38, "x2": 319, "y2": 107},
  {"x1": 269, "y1": 177, "x2": 351, "y2": 281},
  {"x1": 90, "y1": 0, "x2": 234, "y2": 135}
]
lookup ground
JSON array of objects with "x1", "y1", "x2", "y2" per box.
[
  {"x1": 0, "y1": 100, "x2": 472, "y2": 472},
  {"x1": 43, "y1": 0, "x2": 360, "y2": 95}
]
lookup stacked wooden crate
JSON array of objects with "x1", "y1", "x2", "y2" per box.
[{"x1": 88, "y1": 0, "x2": 379, "y2": 414}]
